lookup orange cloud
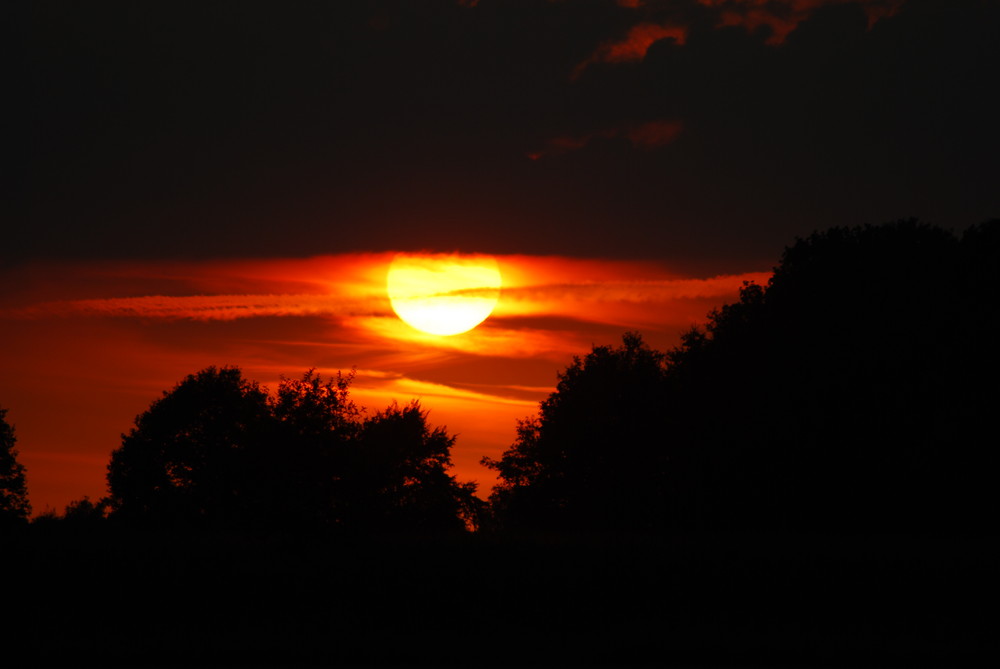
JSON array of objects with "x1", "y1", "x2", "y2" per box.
[
  {"x1": 11, "y1": 294, "x2": 383, "y2": 322},
  {"x1": 573, "y1": 22, "x2": 686, "y2": 78}
]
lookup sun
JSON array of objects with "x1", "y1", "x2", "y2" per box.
[{"x1": 387, "y1": 254, "x2": 502, "y2": 336}]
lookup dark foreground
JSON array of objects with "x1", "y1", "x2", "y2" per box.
[{"x1": 4, "y1": 529, "x2": 998, "y2": 667}]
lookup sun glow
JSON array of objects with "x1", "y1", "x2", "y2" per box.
[{"x1": 387, "y1": 254, "x2": 502, "y2": 336}]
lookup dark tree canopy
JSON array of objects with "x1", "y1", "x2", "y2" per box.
[
  {"x1": 664, "y1": 219, "x2": 1000, "y2": 531},
  {"x1": 0, "y1": 406, "x2": 31, "y2": 525},
  {"x1": 31, "y1": 495, "x2": 110, "y2": 531},
  {"x1": 484, "y1": 332, "x2": 669, "y2": 531},
  {"x1": 262, "y1": 369, "x2": 361, "y2": 528},
  {"x1": 347, "y1": 401, "x2": 481, "y2": 532},
  {"x1": 486, "y1": 220, "x2": 1000, "y2": 534},
  {"x1": 107, "y1": 366, "x2": 272, "y2": 527},
  {"x1": 106, "y1": 367, "x2": 479, "y2": 532}
]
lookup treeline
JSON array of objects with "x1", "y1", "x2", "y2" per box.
[
  {"x1": 2, "y1": 219, "x2": 998, "y2": 536},
  {"x1": 488, "y1": 219, "x2": 1000, "y2": 533},
  {"x1": 24, "y1": 370, "x2": 481, "y2": 532}
]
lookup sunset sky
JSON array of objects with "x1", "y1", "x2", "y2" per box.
[{"x1": 10, "y1": 0, "x2": 999, "y2": 513}]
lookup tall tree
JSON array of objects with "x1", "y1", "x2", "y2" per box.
[{"x1": 0, "y1": 406, "x2": 31, "y2": 525}]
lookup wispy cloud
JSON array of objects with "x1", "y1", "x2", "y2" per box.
[
  {"x1": 573, "y1": 22, "x2": 686, "y2": 78},
  {"x1": 9, "y1": 293, "x2": 384, "y2": 321},
  {"x1": 497, "y1": 273, "x2": 771, "y2": 307}
]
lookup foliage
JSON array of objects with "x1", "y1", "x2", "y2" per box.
[
  {"x1": 659, "y1": 219, "x2": 1000, "y2": 531},
  {"x1": 486, "y1": 219, "x2": 1000, "y2": 534},
  {"x1": 348, "y1": 401, "x2": 483, "y2": 532},
  {"x1": 107, "y1": 366, "x2": 272, "y2": 527},
  {"x1": 272, "y1": 368, "x2": 360, "y2": 436},
  {"x1": 64, "y1": 496, "x2": 110, "y2": 522},
  {"x1": 106, "y1": 367, "x2": 478, "y2": 532},
  {"x1": 0, "y1": 406, "x2": 31, "y2": 525},
  {"x1": 31, "y1": 496, "x2": 109, "y2": 530},
  {"x1": 484, "y1": 332, "x2": 669, "y2": 531},
  {"x1": 261, "y1": 369, "x2": 361, "y2": 528}
]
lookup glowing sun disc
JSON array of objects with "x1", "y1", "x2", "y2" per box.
[{"x1": 387, "y1": 254, "x2": 502, "y2": 336}]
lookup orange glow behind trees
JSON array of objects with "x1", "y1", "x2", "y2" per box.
[{"x1": 0, "y1": 253, "x2": 768, "y2": 515}]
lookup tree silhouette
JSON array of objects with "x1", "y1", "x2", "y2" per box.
[
  {"x1": 106, "y1": 367, "x2": 479, "y2": 532},
  {"x1": 485, "y1": 220, "x2": 1000, "y2": 534},
  {"x1": 106, "y1": 366, "x2": 272, "y2": 528},
  {"x1": 484, "y1": 332, "x2": 669, "y2": 531},
  {"x1": 347, "y1": 400, "x2": 482, "y2": 532},
  {"x1": 265, "y1": 370, "x2": 480, "y2": 531},
  {"x1": 63, "y1": 496, "x2": 109, "y2": 523},
  {"x1": 662, "y1": 219, "x2": 1000, "y2": 531},
  {"x1": 31, "y1": 496, "x2": 109, "y2": 531},
  {"x1": 262, "y1": 369, "x2": 361, "y2": 528},
  {"x1": 0, "y1": 406, "x2": 31, "y2": 525}
]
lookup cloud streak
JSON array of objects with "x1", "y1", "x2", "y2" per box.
[
  {"x1": 497, "y1": 273, "x2": 771, "y2": 307},
  {"x1": 9, "y1": 294, "x2": 384, "y2": 321},
  {"x1": 529, "y1": 120, "x2": 683, "y2": 159}
]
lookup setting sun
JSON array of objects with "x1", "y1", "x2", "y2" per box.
[{"x1": 386, "y1": 254, "x2": 502, "y2": 336}]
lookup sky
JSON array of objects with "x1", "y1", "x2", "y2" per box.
[{"x1": 9, "y1": 0, "x2": 1000, "y2": 514}]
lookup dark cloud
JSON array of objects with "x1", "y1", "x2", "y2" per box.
[
  {"x1": 16, "y1": 0, "x2": 999, "y2": 270},
  {"x1": 529, "y1": 119, "x2": 683, "y2": 159}
]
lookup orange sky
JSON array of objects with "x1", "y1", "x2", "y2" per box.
[{"x1": 0, "y1": 253, "x2": 769, "y2": 515}]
